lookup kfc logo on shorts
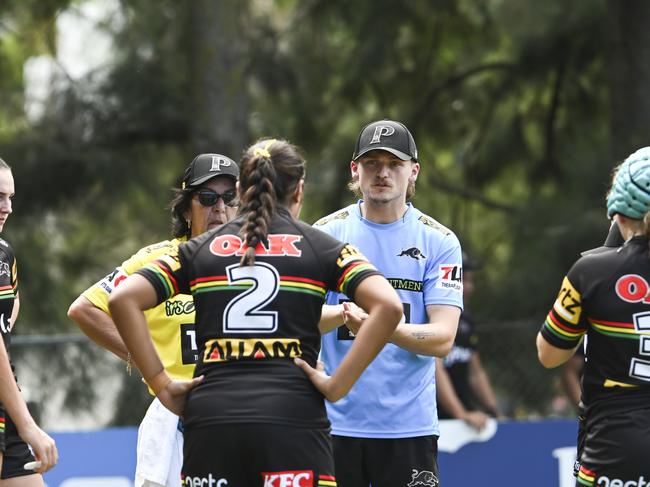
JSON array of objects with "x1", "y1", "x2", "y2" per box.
[
  {"x1": 262, "y1": 470, "x2": 314, "y2": 487},
  {"x1": 436, "y1": 264, "x2": 462, "y2": 292}
]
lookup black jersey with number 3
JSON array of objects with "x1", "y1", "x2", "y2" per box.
[
  {"x1": 137, "y1": 208, "x2": 380, "y2": 429},
  {"x1": 541, "y1": 236, "x2": 650, "y2": 419}
]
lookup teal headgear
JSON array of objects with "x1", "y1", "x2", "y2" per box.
[{"x1": 606, "y1": 147, "x2": 650, "y2": 219}]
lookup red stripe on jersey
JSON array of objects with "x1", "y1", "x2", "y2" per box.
[{"x1": 548, "y1": 309, "x2": 582, "y2": 333}]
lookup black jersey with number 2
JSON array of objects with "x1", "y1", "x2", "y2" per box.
[
  {"x1": 541, "y1": 236, "x2": 650, "y2": 419},
  {"x1": 137, "y1": 208, "x2": 380, "y2": 430}
]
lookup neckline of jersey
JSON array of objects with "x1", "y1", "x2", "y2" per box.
[{"x1": 354, "y1": 200, "x2": 413, "y2": 229}]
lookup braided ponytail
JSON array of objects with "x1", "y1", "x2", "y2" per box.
[{"x1": 238, "y1": 138, "x2": 306, "y2": 266}]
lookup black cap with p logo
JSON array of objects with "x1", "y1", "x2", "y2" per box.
[
  {"x1": 182, "y1": 153, "x2": 239, "y2": 190},
  {"x1": 352, "y1": 120, "x2": 418, "y2": 162}
]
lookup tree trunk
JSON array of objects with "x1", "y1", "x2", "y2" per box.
[
  {"x1": 188, "y1": 0, "x2": 250, "y2": 157},
  {"x1": 607, "y1": 0, "x2": 650, "y2": 162}
]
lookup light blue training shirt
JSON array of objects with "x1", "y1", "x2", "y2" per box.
[{"x1": 314, "y1": 201, "x2": 463, "y2": 438}]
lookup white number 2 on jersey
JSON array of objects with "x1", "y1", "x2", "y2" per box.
[{"x1": 223, "y1": 262, "x2": 280, "y2": 333}]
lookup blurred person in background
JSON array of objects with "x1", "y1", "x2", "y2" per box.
[
  {"x1": 68, "y1": 153, "x2": 240, "y2": 487},
  {"x1": 537, "y1": 148, "x2": 650, "y2": 487},
  {"x1": 436, "y1": 251, "x2": 503, "y2": 431},
  {"x1": 315, "y1": 120, "x2": 462, "y2": 487},
  {"x1": 0, "y1": 159, "x2": 57, "y2": 483},
  {"x1": 108, "y1": 138, "x2": 402, "y2": 486}
]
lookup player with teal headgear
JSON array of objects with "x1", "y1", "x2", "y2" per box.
[
  {"x1": 606, "y1": 146, "x2": 650, "y2": 219},
  {"x1": 538, "y1": 145, "x2": 650, "y2": 486}
]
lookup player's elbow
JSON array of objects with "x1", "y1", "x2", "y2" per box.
[
  {"x1": 537, "y1": 348, "x2": 563, "y2": 369},
  {"x1": 538, "y1": 352, "x2": 559, "y2": 369},
  {"x1": 536, "y1": 333, "x2": 565, "y2": 369},
  {"x1": 107, "y1": 292, "x2": 123, "y2": 317},
  {"x1": 67, "y1": 297, "x2": 86, "y2": 326},
  {"x1": 437, "y1": 337, "x2": 455, "y2": 358},
  {"x1": 382, "y1": 299, "x2": 405, "y2": 331}
]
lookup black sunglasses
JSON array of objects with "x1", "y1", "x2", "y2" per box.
[{"x1": 194, "y1": 189, "x2": 238, "y2": 207}]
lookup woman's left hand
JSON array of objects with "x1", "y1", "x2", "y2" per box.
[
  {"x1": 294, "y1": 358, "x2": 346, "y2": 402},
  {"x1": 157, "y1": 375, "x2": 204, "y2": 417}
]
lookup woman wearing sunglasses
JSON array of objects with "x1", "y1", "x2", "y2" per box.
[
  {"x1": 68, "y1": 153, "x2": 239, "y2": 487},
  {"x1": 0, "y1": 158, "x2": 58, "y2": 483}
]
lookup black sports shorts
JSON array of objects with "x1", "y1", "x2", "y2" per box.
[
  {"x1": 0, "y1": 411, "x2": 37, "y2": 479},
  {"x1": 182, "y1": 423, "x2": 335, "y2": 487},
  {"x1": 332, "y1": 434, "x2": 439, "y2": 487},
  {"x1": 577, "y1": 407, "x2": 650, "y2": 487}
]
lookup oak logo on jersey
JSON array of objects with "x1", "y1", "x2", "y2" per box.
[
  {"x1": 616, "y1": 274, "x2": 650, "y2": 304},
  {"x1": 203, "y1": 338, "x2": 302, "y2": 362},
  {"x1": 261, "y1": 470, "x2": 313, "y2": 487},
  {"x1": 553, "y1": 276, "x2": 582, "y2": 324},
  {"x1": 336, "y1": 244, "x2": 368, "y2": 268},
  {"x1": 436, "y1": 264, "x2": 462, "y2": 292},
  {"x1": 0, "y1": 261, "x2": 9, "y2": 278},
  {"x1": 398, "y1": 247, "x2": 426, "y2": 260},
  {"x1": 210, "y1": 234, "x2": 302, "y2": 258}
]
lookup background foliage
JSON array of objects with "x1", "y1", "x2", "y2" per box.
[{"x1": 1, "y1": 0, "x2": 647, "y2": 427}]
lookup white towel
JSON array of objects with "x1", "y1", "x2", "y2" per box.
[{"x1": 135, "y1": 398, "x2": 183, "y2": 487}]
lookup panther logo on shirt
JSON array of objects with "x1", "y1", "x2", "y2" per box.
[
  {"x1": 0, "y1": 262, "x2": 9, "y2": 278},
  {"x1": 398, "y1": 247, "x2": 426, "y2": 260}
]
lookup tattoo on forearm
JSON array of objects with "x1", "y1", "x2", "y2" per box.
[{"x1": 412, "y1": 331, "x2": 435, "y2": 340}]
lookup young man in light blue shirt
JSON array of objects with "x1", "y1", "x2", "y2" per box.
[{"x1": 315, "y1": 120, "x2": 463, "y2": 487}]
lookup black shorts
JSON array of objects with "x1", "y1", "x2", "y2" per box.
[
  {"x1": 577, "y1": 407, "x2": 650, "y2": 487},
  {"x1": 182, "y1": 423, "x2": 335, "y2": 487},
  {"x1": 0, "y1": 410, "x2": 37, "y2": 479},
  {"x1": 332, "y1": 435, "x2": 439, "y2": 487}
]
